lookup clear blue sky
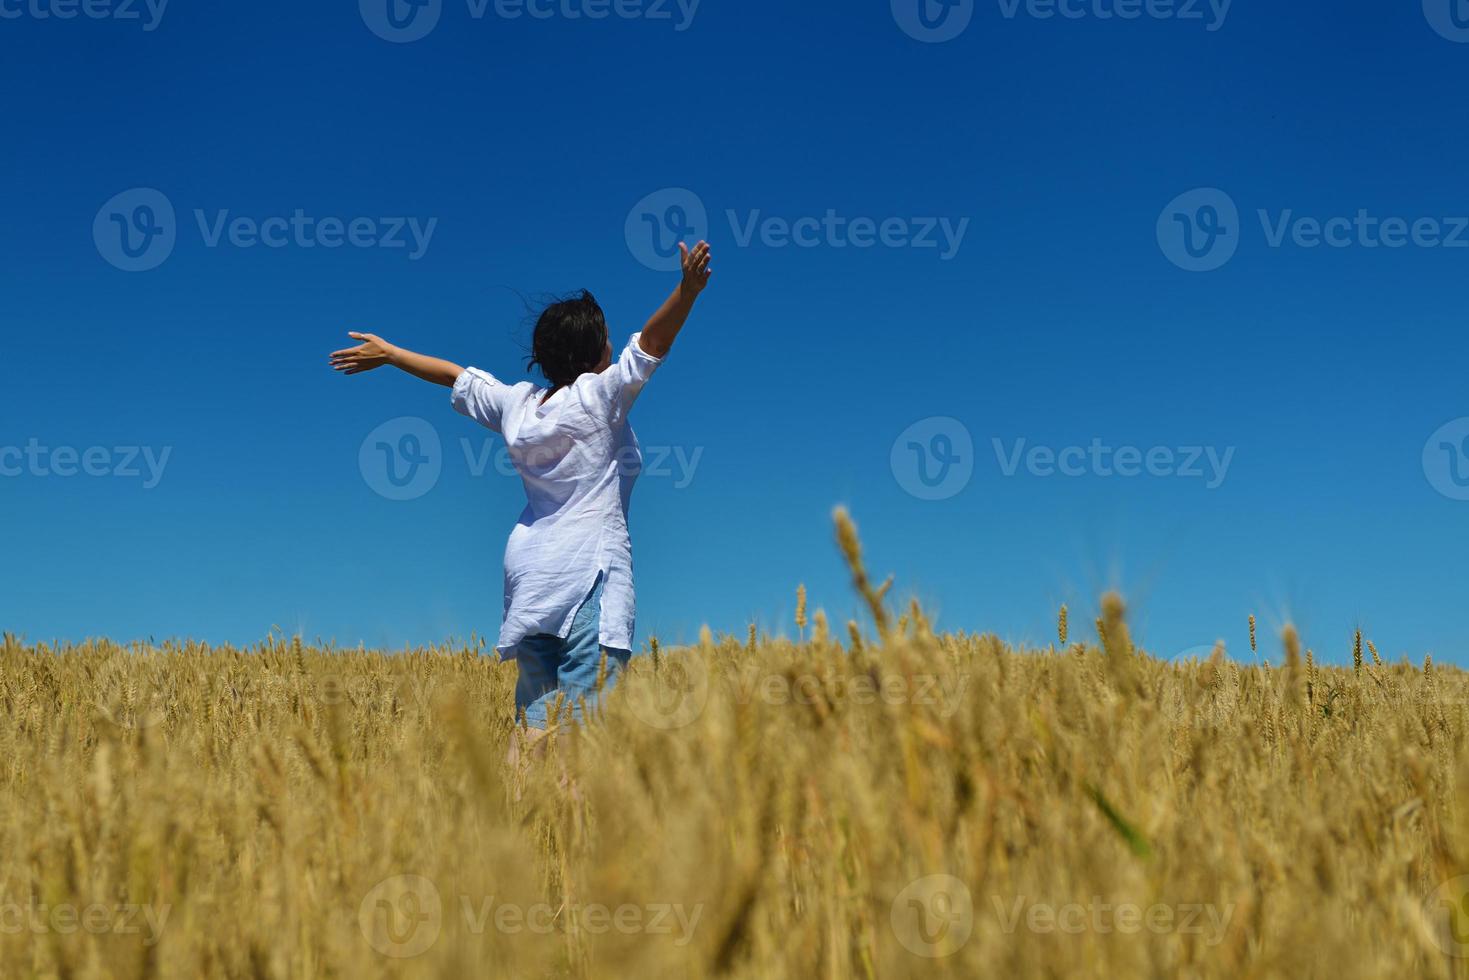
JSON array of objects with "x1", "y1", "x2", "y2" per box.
[{"x1": 3, "y1": 0, "x2": 1467, "y2": 666}]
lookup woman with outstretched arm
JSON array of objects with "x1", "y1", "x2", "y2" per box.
[{"x1": 330, "y1": 241, "x2": 713, "y2": 734}]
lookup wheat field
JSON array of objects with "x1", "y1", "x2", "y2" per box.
[{"x1": 4, "y1": 517, "x2": 1469, "y2": 979}]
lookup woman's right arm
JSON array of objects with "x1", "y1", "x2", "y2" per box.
[
  {"x1": 637, "y1": 241, "x2": 713, "y2": 358},
  {"x1": 330, "y1": 332, "x2": 464, "y2": 388}
]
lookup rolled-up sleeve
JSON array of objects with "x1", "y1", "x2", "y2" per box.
[
  {"x1": 619, "y1": 332, "x2": 663, "y2": 386},
  {"x1": 585, "y1": 333, "x2": 663, "y2": 424},
  {"x1": 451, "y1": 368, "x2": 508, "y2": 433}
]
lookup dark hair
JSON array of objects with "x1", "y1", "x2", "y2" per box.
[{"x1": 525, "y1": 290, "x2": 609, "y2": 389}]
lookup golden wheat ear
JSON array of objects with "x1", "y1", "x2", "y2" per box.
[{"x1": 832, "y1": 507, "x2": 892, "y2": 641}]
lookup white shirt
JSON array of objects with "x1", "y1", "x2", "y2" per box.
[{"x1": 451, "y1": 332, "x2": 663, "y2": 655}]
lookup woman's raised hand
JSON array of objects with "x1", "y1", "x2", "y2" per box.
[{"x1": 679, "y1": 241, "x2": 713, "y2": 295}]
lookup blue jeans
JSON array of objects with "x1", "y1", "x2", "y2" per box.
[{"x1": 512, "y1": 574, "x2": 633, "y2": 729}]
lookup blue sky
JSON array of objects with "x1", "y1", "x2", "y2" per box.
[{"x1": 3, "y1": 0, "x2": 1468, "y2": 665}]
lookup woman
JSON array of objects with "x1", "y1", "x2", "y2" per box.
[{"x1": 331, "y1": 241, "x2": 713, "y2": 732}]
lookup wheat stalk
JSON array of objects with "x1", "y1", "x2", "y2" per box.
[{"x1": 795, "y1": 585, "x2": 808, "y2": 641}]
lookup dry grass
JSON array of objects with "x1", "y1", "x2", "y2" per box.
[{"x1": 4, "y1": 520, "x2": 1469, "y2": 978}]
